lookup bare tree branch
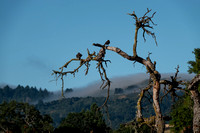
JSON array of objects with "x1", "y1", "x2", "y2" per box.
[
  {"x1": 136, "y1": 83, "x2": 153, "y2": 122},
  {"x1": 53, "y1": 40, "x2": 111, "y2": 105},
  {"x1": 128, "y1": 8, "x2": 157, "y2": 56}
]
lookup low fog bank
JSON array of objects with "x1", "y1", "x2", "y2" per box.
[{"x1": 43, "y1": 73, "x2": 194, "y2": 102}]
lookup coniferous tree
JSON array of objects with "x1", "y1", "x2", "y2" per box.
[{"x1": 188, "y1": 48, "x2": 200, "y2": 75}]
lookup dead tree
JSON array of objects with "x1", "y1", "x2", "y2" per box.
[
  {"x1": 188, "y1": 74, "x2": 200, "y2": 133},
  {"x1": 53, "y1": 9, "x2": 171, "y2": 132},
  {"x1": 94, "y1": 8, "x2": 165, "y2": 132}
]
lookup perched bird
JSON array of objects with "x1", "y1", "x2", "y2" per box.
[
  {"x1": 104, "y1": 40, "x2": 110, "y2": 45},
  {"x1": 76, "y1": 52, "x2": 82, "y2": 60}
]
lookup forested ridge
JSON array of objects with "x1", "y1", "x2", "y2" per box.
[
  {"x1": 0, "y1": 85, "x2": 52, "y2": 103},
  {"x1": 0, "y1": 72, "x2": 199, "y2": 132},
  {"x1": 0, "y1": 84, "x2": 173, "y2": 130}
]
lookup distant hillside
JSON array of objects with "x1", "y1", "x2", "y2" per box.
[
  {"x1": 36, "y1": 93, "x2": 174, "y2": 129},
  {"x1": 0, "y1": 84, "x2": 174, "y2": 129},
  {"x1": 0, "y1": 73, "x2": 193, "y2": 129}
]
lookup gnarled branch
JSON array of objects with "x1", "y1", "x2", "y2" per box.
[
  {"x1": 53, "y1": 40, "x2": 111, "y2": 106},
  {"x1": 136, "y1": 83, "x2": 153, "y2": 122}
]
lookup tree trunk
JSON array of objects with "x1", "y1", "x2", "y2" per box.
[
  {"x1": 190, "y1": 90, "x2": 200, "y2": 133},
  {"x1": 153, "y1": 80, "x2": 164, "y2": 133},
  {"x1": 188, "y1": 74, "x2": 200, "y2": 133}
]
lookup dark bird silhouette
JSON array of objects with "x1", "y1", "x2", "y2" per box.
[
  {"x1": 76, "y1": 52, "x2": 82, "y2": 60},
  {"x1": 105, "y1": 40, "x2": 110, "y2": 45}
]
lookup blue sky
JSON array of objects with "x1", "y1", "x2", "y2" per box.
[{"x1": 0, "y1": 0, "x2": 199, "y2": 91}]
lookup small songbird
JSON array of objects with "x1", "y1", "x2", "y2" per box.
[
  {"x1": 105, "y1": 40, "x2": 110, "y2": 45},
  {"x1": 76, "y1": 52, "x2": 82, "y2": 60}
]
